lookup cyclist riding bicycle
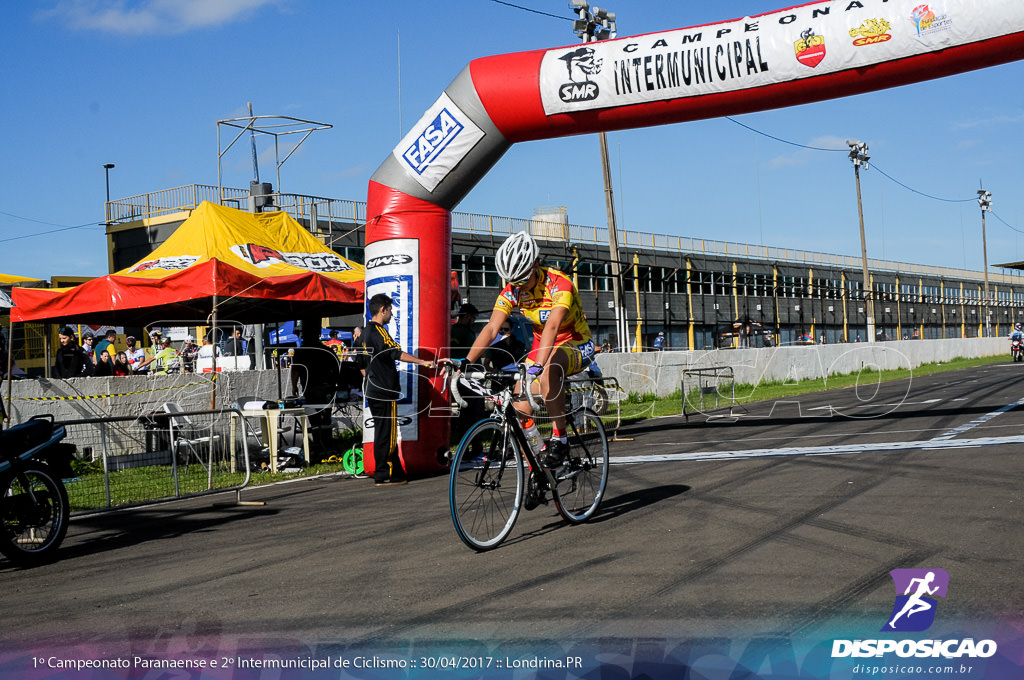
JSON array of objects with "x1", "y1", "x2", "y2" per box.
[{"x1": 458, "y1": 231, "x2": 596, "y2": 468}]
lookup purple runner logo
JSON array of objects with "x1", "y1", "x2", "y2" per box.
[{"x1": 882, "y1": 568, "x2": 949, "y2": 632}]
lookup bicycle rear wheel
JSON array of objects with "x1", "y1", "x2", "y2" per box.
[
  {"x1": 449, "y1": 419, "x2": 524, "y2": 551},
  {"x1": 552, "y1": 408, "x2": 609, "y2": 524}
]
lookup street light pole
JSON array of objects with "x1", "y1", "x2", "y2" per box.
[
  {"x1": 103, "y1": 163, "x2": 115, "y2": 225},
  {"x1": 847, "y1": 141, "x2": 875, "y2": 342},
  {"x1": 978, "y1": 189, "x2": 992, "y2": 337},
  {"x1": 570, "y1": 1, "x2": 623, "y2": 348}
]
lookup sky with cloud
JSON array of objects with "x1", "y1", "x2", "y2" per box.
[{"x1": 2, "y1": 0, "x2": 1023, "y2": 280}]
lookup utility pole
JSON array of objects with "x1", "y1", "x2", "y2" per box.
[
  {"x1": 569, "y1": 1, "x2": 623, "y2": 348},
  {"x1": 978, "y1": 188, "x2": 992, "y2": 337},
  {"x1": 847, "y1": 140, "x2": 875, "y2": 342}
]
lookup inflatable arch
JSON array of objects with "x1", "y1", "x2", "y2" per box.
[{"x1": 362, "y1": 0, "x2": 1024, "y2": 475}]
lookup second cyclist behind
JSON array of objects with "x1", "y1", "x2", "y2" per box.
[{"x1": 458, "y1": 231, "x2": 596, "y2": 468}]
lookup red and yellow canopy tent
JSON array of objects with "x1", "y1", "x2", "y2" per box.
[
  {"x1": 11, "y1": 202, "x2": 364, "y2": 326},
  {"x1": 2, "y1": 275, "x2": 40, "y2": 312},
  {"x1": 0, "y1": 273, "x2": 42, "y2": 286}
]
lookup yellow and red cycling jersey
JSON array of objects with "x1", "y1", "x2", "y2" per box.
[{"x1": 494, "y1": 266, "x2": 592, "y2": 346}]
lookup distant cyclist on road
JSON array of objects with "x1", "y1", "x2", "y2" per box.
[{"x1": 458, "y1": 231, "x2": 595, "y2": 468}]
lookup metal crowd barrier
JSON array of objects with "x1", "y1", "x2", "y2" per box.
[
  {"x1": 681, "y1": 366, "x2": 740, "y2": 423},
  {"x1": 566, "y1": 375, "x2": 626, "y2": 434},
  {"x1": 57, "y1": 409, "x2": 260, "y2": 515}
]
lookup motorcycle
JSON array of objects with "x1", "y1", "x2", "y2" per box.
[
  {"x1": 0, "y1": 399, "x2": 75, "y2": 566},
  {"x1": 1012, "y1": 338, "x2": 1023, "y2": 363}
]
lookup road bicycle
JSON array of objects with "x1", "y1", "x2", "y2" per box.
[{"x1": 441, "y1": 362, "x2": 609, "y2": 551}]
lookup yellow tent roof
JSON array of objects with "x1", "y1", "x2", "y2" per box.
[{"x1": 12, "y1": 202, "x2": 364, "y2": 325}]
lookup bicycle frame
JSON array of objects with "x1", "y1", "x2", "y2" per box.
[{"x1": 448, "y1": 363, "x2": 582, "y2": 505}]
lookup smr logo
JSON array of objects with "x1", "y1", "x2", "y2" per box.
[
  {"x1": 882, "y1": 568, "x2": 949, "y2": 632},
  {"x1": 557, "y1": 46, "x2": 602, "y2": 103}
]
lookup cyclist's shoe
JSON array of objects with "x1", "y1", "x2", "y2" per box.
[{"x1": 541, "y1": 439, "x2": 569, "y2": 469}]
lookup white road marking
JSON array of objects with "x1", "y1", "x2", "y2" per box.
[
  {"x1": 930, "y1": 396, "x2": 1024, "y2": 441},
  {"x1": 610, "y1": 434, "x2": 1024, "y2": 464},
  {"x1": 805, "y1": 398, "x2": 941, "y2": 412}
]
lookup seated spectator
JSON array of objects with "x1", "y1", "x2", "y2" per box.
[
  {"x1": 93, "y1": 350, "x2": 115, "y2": 376},
  {"x1": 325, "y1": 329, "x2": 344, "y2": 353},
  {"x1": 112, "y1": 351, "x2": 132, "y2": 376}
]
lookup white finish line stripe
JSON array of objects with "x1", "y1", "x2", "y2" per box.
[
  {"x1": 930, "y1": 396, "x2": 1024, "y2": 441},
  {"x1": 609, "y1": 435, "x2": 1024, "y2": 464}
]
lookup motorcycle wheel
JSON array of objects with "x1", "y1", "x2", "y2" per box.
[{"x1": 0, "y1": 464, "x2": 70, "y2": 567}]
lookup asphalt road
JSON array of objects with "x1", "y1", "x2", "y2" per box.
[{"x1": 2, "y1": 362, "x2": 1022, "y2": 674}]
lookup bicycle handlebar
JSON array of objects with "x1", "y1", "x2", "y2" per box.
[{"x1": 438, "y1": 360, "x2": 545, "y2": 413}]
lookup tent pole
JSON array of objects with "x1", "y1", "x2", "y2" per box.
[
  {"x1": 210, "y1": 299, "x2": 218, "y2": 410},
  {"x1": 4, "y1": 322, "x2": 13, "y2": 426}
]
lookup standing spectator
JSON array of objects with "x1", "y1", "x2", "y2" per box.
[
  {"x1": 179, "y1": 335, "x2": 200, "y2": 373},
  {"x1": 81, "y1": 333, "x2": 96, "y2": 364},
  {"x1": 112, "y1": 351, "x2": 132, "y2": 376},
  {"x1": 450, "y1": 303, "x2": 479, "y2": 358},
  {"x1": 94, "y1": 329, "x2": 117, "y2": 364},
  {"x1": 53, "y1": 326, "x2": 94, "y2": 378},
  {"x1": 224, "y1": 328, "x2": 245, "y2": 356},
  {"x1": 245, "y1": 331, "x2": 257, "y2": 369},
  {"x1": 359, "y1": 294, "x2": 433, "y2": 486},
  {"x1": 343, "y1": 326, "x2": 363, "y2": 361},
  {"x1": 486, "y1": 319, "x2": 527, "y2": 371},
  {"x1": 449, "y1": 302, "x2": 484, "y2": 445},
  {"x1": 146, "y1": 330, "x2": 162, "y2": 363},
  {"x1": 136, "y1": 337, "x2": 180, "y2": 375},
  {"x1": 653, "y1": 331, "x2": 666, "y2": 351},
  {"x1": 93, "y1": 350, "x2": 115, "y2": 376},
  {"x1": 290, "y1": 319, "x2": 341, "y2": 459},
  {"x1": 124, "y1": 336, "x2": 147, "y2": 374}
]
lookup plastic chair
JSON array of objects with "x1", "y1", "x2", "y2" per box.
[{"x1": 162, "y1": 402, "x2": 219, "y2": 473}]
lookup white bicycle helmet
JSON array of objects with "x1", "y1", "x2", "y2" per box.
[{"x1": 495, "y1": 231, "x2": 539, "y2": 282}]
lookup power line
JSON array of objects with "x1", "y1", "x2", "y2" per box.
[
  {"x1": 725, "y1": 116, "x2": 845, "y2": 152},
  {"x1": 725, "y1": 117, "x2": 980, "y2": 204},
  {"x1": 0, "y1": 210, "x2": 102, "y2": 243},
  {"x1": 489, "y1": 0, "x2": 571, "y2": 21},
  {"x1": 869, "y1": 163, "x2": 975, "y2": 203},
  {"x1": 992, "y1": 210, "x2": 1024, "y2": 235}
]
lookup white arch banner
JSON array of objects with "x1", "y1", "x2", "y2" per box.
[{"x1": 363, "y1": 0, "x2": 1024, "y2": 476}]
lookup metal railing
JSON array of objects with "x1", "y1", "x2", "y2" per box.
[
  {"x1": 59, "y1": 409, "x2": 255, "y2": 515},
  {"x1": 105, "y1": 185, "x2": 1023, "y2": 287}
]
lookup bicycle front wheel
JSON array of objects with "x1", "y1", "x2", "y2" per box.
[
  {"x1": 449, "y1": 419, "x2": 525, "y2": 551},
  {"x1": 552, "y1": 408, "x2": 609, "y2": 524}
]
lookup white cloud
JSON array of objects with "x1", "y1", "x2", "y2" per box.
[
  {"x1": 38, "y1": 0, "x2": 285, "y2": 36},
  {"x1": 952, "y1": 111, "x2": 1024, "y2": 130}
]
